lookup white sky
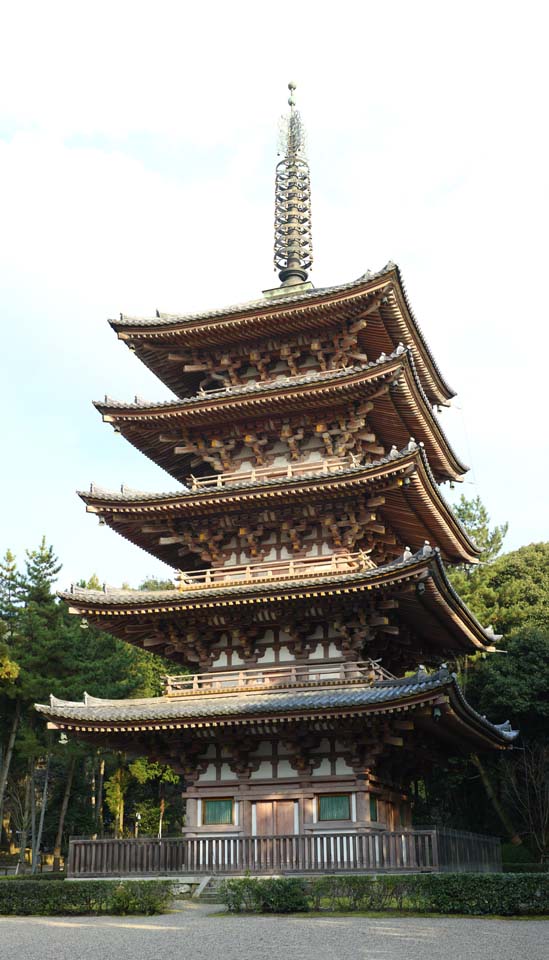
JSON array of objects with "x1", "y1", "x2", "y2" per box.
[{"x1": 1, "y1": 0, "x2": 547, "y2": 589}]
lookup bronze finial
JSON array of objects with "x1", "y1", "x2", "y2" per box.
[{"x1": 274, "y1": 82, "x2": 313, "y2": 286}]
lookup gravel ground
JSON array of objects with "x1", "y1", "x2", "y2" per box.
[{"x1": 0, "y1": 902, "x2": 546, "y2": 960}]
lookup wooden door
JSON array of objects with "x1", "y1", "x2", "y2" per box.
[
  {"x1": 256, "y1": 801, "x2": 274, "y2": 836},
  {"x1": 275, "y1": 801, "x2": 295, "y2": 835},
  {"x1": 255, "y1": 801, "x2": 296, "y2": 835}
]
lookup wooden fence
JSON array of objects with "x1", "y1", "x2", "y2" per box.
[{"x1": 67, "y1": 828, "x2": 501, "y2": 877}]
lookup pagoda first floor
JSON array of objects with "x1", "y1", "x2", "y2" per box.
[
  {"x1": 40, "y1": 665, "x2": 516, "y2": 847},
  {"x1": 38, "y1": 548, "x2": 517, "y2": 855}
]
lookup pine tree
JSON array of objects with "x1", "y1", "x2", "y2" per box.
[
  {"x1": 0, "y1": 550, "x2": 24, "y2": 627},
  {"x1": 454, "y1": 495, "x2": 508, "y2": 564},
  {"x1": 23, "y1": 538, "x2": 62, "y2": 605}
]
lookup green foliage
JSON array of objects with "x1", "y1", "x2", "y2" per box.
[
  {"x1": 129, "y1": 758, "x2": 178, "y2": 786},
  {"x1": 451, "y1": 542, "x2": 549, "y2": 636},
  {"x1": 453, "y1": 495, "x2": 508, "y2": 563},
  {"x1": 0, "y1": 550, "x2": 24, "y2": 625},
  {"x1": 0, "y1": 879, "x2": 172, "y2": 915},
  {"x1": 220, "y1": 876, "x2": 309, "y2": 913},
  {"x1": 24, "y1": 539, "x2": 62, "y2": 605},
  {"x1": 0, "y1": 633, "x2": 19, "y2": 686},
  {"x1": 76, "y1": 574, "x2": 102, "y2": 590},
  {"x1": 138, "y1": 577, "x2": 176, "y2": 591},
  {"x1": 0, "y1": 539, "x2": 180, "y2": 858},
  {"x1": 219, "y1": 874, "x2": 549, "y2": 916},
  {"x1": 467, "y1": 623, "x2": 549, "y2": 740},
  {"x1": 309, "y1": 875, "x2": 396, "y2": 911}
]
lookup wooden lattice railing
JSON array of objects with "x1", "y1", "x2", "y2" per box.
[
  {"x1": 163, "y1": 659, "x2": 396, "y2": 698},
  {"x1": 188, "y1": 456, "x2": 358, "y2": 491},
  {"x1": 177, "y1": 550, "x2": 375, "y2": 591},
  {"x1": 67, "y1": 829, "x2": 502, "y2": 877}
]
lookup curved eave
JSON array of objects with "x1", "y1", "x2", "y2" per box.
[
  {"x1": 80, "y1": 448, "x2": 479, "y2": 566},
  {"x1": 36, "y1": 673, "x2": 515, "y2": 750},
  {"x1": 94, "y1": 351, "x2": 466, "y2": 484},
  {"x1": 58, "y1": 552, "x2": 494, "y2": 658},
  {"x1": 110, "y1": 264, "x2": 454, "y2": 406}
]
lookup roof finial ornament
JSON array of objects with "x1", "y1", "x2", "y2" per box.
[{"x1": 274, "y1": 82, "x2": 313, "y2": 287}]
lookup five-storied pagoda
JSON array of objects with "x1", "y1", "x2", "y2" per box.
[{"x1": 38, "y1": 85, "x2": 515, "y2": 849}]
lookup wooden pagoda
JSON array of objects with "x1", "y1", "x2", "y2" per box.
[{"x1": 38, "y1": 86, "x2": 516, "y2": 871}]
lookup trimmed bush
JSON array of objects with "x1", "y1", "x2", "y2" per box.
[
  {"x1": 0, "y1": 879, "x2": 173, "y2": 916},
  {"x1": 220, "y1": 877, "x2": 308, "y2": 913},
  {"x1": 219, "y1": 874, "x2": 549, "y2": 916}
]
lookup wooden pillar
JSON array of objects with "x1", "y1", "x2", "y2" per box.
[
  {"x1": 240, "y1": 796, "x2": 253, "y2": 834},
  {"x1": 355, "y1": 780, "x2": 369, "y2": 829},
  {"x1": 185, "y1": 798, "x2": 198, "y2": 829},
  {"x1": 302, "y1": 793, "x2": 315, "y2": 829}
]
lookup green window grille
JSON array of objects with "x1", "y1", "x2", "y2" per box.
[
  {"x1": 369, "y1": 795, "x2": 378, "y2": 822},
  {"x1": 203, "y1": 799, "x2": 233, "y2": 825},
  {"x1": 318, "y1": 794, "x2": 351, "y2": 821}
]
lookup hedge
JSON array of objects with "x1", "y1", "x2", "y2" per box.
[
  {"x1": 220, "y1": 874, "x2": 549, "y2": 916},
  {"x1": 219, "y1": 877, "x2": 309, "y2": 913},
  {"x1": 0, "y1": 879, "x2": 173, "y2": 915}
]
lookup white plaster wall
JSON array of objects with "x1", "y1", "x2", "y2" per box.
[
  {"x1": 309, "y1": 644, "x2": 324, "y2": 660},
  {"x1": 278, "y1": 646, "x2": 295, "y2": 662},
  {"x1": 197, "y1": 763, "x2": 217, "y2": 782},
  {"x1": 313, "y1": 759, "x2": 331, "y2": 777},
  {"x1": 335, "y1": 757, "x2": 354, "y2": 775},
  {"x1": 250, "y1": 761, "x2": 274, "y2": 780},
  {"x1": 277, "y1": 760, "x2": 298, "y2": 778}
]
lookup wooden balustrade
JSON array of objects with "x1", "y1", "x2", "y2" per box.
[
  {"x1": 67, "y1": 829, "x2": 501, "y2": 877},
  {"x1": 163, "y1": 660, "x2": 396, "y2": 697},
  {"x1": 189, "y1": 456, "x2": 356, "y2": 491},
  {"x1": 177, "y1": 550, "x2": 375, "y2": 592}
]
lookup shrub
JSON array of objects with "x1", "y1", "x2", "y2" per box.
[
  {"x1": 219, "y1": 874, "x2": 549, "y2": 916},
  {"x1": 219, "y1": 877, "x2": 308, "y2": 913},
  {"x1": 417, "y1": 873, "x2": 549, "y2": 915},
  {"x1": 0, "y1": 879, "x2": 173, "y2": 916}
]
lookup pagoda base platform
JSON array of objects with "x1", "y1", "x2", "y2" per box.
[{"x1": 67, "y1": 827, "x2": 501, "y2": 878}]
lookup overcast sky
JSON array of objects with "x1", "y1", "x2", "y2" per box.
[{"x1": 1, "y1": 0, "x2": 547, "y2": 590}]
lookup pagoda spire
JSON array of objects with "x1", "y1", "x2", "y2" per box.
[{"x1": 274, "y1": 82, "x2": 313, "y2": 286}]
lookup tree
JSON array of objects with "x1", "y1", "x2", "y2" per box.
[
  {"x1": 104, "y1": 760, "x2": 131, "y2": 837},
  {"x1": 76, "y1": 574, "x2": 102, "y2": 591},
  {"x1": 23, "y1": 538, "x2": 62, "y2": 605},
  {"x1": 0, "y1": 628, "x2": 19, "y2": 686},
  {"x1": 467, "y1": 623, "x2": 549, "y2": 741},
  {"x1": 139, "y1": 577, "x2": 176, "y2": 591},
  {"x1": 453, "y1": 543, "x2": 549, "y2": 636},
  {"x1": 454, "y1": 495, "x2": 508, "y2": 563},
  {"x1": 503, "y1": 744, "x2": 549, "y2": 862},
  {"x1": 0, "y1": 550, "x2": 24, "y2": 628}
]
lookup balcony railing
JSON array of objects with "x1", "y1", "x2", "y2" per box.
[
  {"x1": 164, "y1": 659, "x2": 396, "y2": 698},
  {"x1": 177, "y1": 550, "x2": 375, "y2": 592},
  {"x1": 67, "y1": 829, "x2": 502, "y2": 877},
  {"x1": 188, "y1": 456, "x2": 358, "y2": 491}
]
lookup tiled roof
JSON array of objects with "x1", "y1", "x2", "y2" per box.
[
  {"x1": 113, "y1": 264, "x2": 396, "y2": 329},
  {"x1": 35, "y1": 667, "x2": 518, "y2": 745},
  {"x1": 110, "y1": 262, "x2": 455, "y2": 404},
  {"x1": 60, "y1": 546, "x2": 432, "y2": 606},
  {"x1": 80, "y1": 442, "x2": 417, "y2": 503},
  {"x1": 95, "y1": 344, "x2": 407, "y2": 413}
]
